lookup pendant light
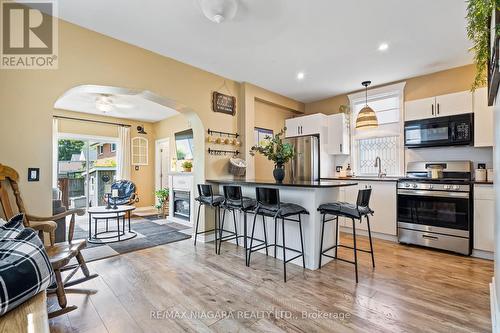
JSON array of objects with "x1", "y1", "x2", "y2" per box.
[{"x1": 355, "y1": 81, "x2": 378, "y2": 129}]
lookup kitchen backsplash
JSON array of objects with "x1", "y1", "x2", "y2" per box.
[
  {"x1": 405, "y1": 146, "x2": 493, "y2": 169},
  {"x1": 330, "y1": 146, "x2": 493, "y2": 176}
]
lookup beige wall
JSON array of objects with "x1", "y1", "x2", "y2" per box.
[
  {"x1": 0, "y1": 17, "x2": 242, "y2": 222},
  {"x1": 305, "y1": 64, "x2": 478, "y2": 115},
  {"x1": 0, "y1": 17, "x2": 304, "y2": 234},
  {"x1": 254, "y1": 100, "x2": 296, "y2": 180},
  {"x1": 239, "y1": 83, "x2": 304, "y2": 178},
  {"x1": 56, "y1": 110, "x2": 156, "y2": 207},
  {"x1": 153, "y1": 114, "x2": 190, "y2": 172}
]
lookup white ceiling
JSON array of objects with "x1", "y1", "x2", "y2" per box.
[
  {"x1": 54, "y1": 85, "x2": 180, "y2": 122},
  {"x1": 55, "y1": 0, "x2": 473, "y2": 102}
]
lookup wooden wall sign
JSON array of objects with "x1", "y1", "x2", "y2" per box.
[{"x1": 212, "y1": 92, "x2": 236, "y2": 115}]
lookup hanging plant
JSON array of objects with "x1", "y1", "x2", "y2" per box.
[{"x1": 466, "y1": 0, "x2": 500, "y2": 90}]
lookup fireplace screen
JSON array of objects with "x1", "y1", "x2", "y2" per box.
[{"x1": 173, "y1": 190, "x2": 190, "y2": 220}]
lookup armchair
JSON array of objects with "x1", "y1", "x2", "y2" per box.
[{"x1": 0, "y1": 164, "x2": 98, "y2": 318}]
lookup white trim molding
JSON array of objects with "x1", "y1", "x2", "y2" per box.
[
  {"x1": 347, "y1": 81, "x2": 406, "y2": 177},
  {"x1": 491, "y1": 277, "x2": 500, "y2": 333}
]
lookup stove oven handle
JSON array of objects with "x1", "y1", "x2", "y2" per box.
[{"x1": 397, "y1": 189, "x2": 469, "y2": 199}]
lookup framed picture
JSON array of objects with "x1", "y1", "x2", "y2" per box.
[
  {"x1": 212, "y1": 92, "x2": 236, "y2": 115},
  {"x1": 254, "y1": 127, "x2": 273, "y2": 145}
]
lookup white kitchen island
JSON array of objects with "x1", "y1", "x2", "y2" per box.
[{"x1": 207, "y1": 179, "x2": 358, "y2": 270}]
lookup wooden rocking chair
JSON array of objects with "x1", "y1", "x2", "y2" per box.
[{"x1": 0, "y1": 164, "x2": 98, "y2": 318}]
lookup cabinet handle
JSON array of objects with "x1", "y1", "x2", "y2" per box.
[
  {"x1": 431, "y1": 104, "x2": 434, "y2": 116},
  {"x1": 437, "y1": 103, "x2": 440, "y2": 115},
  {"x1": 422, "y1": 234, "x2": 439, "y2": 240},
  {"x1": 340, "y1": 143, "x2": 342, "y2": 152}
]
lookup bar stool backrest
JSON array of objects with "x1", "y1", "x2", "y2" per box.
[
  {"x1": 223, "y1": 185, "x2": 243, "y2": 207},
  {"x1": 255, "y1": 187, "x2": 280, "y2": 209},
  {"x1": 356, "y1": 188, "x2": 372, "y2": 209},
  {"x1": 197, "y1": 184, "x2": 214, "y2": 199}
]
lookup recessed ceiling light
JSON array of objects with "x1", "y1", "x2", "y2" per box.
[
  {"x1": 378, "y1": 43, "x2": 389, "y2": 51},
  {"x1": 297, "y1": 72, "x2": 305, "y2": 80}
]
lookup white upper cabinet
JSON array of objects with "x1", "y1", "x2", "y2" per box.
[
  {"x1": 473, "y1": 87, "x2": 494, "y2": 147},
  {"x1": 435, "y1": 91, "x2": 472, "y2": 117},
  {"x1": 327, "y1": 113, "x2": 350, "y2": 155},
  {"x1": 405, "y1": 97, "x2": 436, "y2": 121},
  {"x1": 285, "y1": 113, "x2": 326, "y2": 138},
  {"x1": 404, "y1": 91, "x2": 472, "y2": 121}
]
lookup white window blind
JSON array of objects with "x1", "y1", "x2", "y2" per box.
[
  {"x1": 349, "y1": 82, "x2": 405, "y2": 177},
  {"x1": 353, "y1": 95, "x2": 400, "y2": 125}
]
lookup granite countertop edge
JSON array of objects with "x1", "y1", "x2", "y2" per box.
[
  {"x1": 321, "y1": 177, "x2": 401, "y2": 182},
  {"x1": 206, "y1": 179, "x2": 358, "y2": 188}
]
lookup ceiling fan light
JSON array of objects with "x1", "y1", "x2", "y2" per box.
[
  {"x1": 198, "y1": 0, "x2": 237, "y2": 23},
  {"x1": 96, "y1": 96, "x2": 114, "y2": 113}
]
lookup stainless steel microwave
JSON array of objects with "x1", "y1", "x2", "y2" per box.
[{"x1": 404, "y1": 113, "x2": 474, "y2": 148}]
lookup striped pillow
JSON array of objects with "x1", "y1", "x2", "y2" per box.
[
  {"x1": 0, "y1": 214, "x2": 25, "y2": 239},
  {"x1": 0, "y1": 227, "x2": 55, "y2": 315}
]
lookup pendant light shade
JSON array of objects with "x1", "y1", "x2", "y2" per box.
[{"x1": 355, "y1": 81, "x2": 378, "y2": 129}]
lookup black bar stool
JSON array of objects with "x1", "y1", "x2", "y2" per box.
[
  {"x1": 317, "y1": 188, "x2": 375, "y2": 283},
  {"x1": 248, "y1": 187, "x2": 308, "y2": 282},
  {"x1": 217, "y1": 185, "x2": 257, "y2": 259},
  {"x1": 194, "y1": 184, "x2": 224, "y2": 252}
]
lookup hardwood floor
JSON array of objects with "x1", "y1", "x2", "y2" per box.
[{"x1": 48, "y1": 233, "x2": 493, "y2": 333}]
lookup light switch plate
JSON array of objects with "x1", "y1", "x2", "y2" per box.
[{"x1": 28, "y1": 168, "x2": 39, "y2": 182}]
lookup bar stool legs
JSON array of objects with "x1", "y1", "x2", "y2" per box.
[
  {"x1": 366, "y1": 215, "x2": 375, "y2": 268},
  {"x1": 298, "y1": 215, "x2": 306, "y2": 269},
  {"x1": 318, "y1": 212, "x2": 375, "y2": 283},
  {"x1": 194, "y1": 204, "x2": 201, "y2": 246},
  {"x1": 351, "y1": 218, "x2": 358, "y2": 283},
  {"x1": 281, "y1": 218, "x2": 287, "y2": 282}
]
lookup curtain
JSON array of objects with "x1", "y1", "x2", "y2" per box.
[
  {"x1": 117, "y1": 126, "x2": 131, "y2": 180},
  {"x1": 52, "y1": 118, "x2": 59, "y2": 188}
]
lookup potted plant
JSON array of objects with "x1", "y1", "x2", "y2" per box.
[
  {"x1": 181, "y1": 160, "x2": 193, "y2": 172},
  {"x1": 250, "y1": 128, "x2": 295, "y2": 183},
  {"x1": 466, "y1": 0, "x2": 500, "y2": 90},
  {"x1": 154, "y1": 188, "x2": 169, "y2": 218}
]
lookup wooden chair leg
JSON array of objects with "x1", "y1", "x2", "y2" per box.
[
  {"x1": 54, "y1": 269, "x2": 67, "y2": 309},
  {"x1": 76, "y1": 252, "x2": 90, "y2": 277}
]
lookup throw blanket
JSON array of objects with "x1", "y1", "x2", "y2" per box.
[{"x1": 0, "y1": 214, "x2": 54, "y2": 316}]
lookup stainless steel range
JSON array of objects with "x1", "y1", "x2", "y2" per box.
[{"x1": 397, "y1": 161, "x2": 473, "y2": 255}]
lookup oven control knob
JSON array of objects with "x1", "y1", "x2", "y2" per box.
[
  {"x1": 444, "y1": 185, "x2": 450, "y2": 190},
  {"x1": 428, "y1": 184, "x2": 433, "y2": 189},
  {"x1": 453, "y1": 185, "x2": 460, "y2": 191},
  {"x1": 412, "y1": 183, "x2": 418, "y2": 189},
  {"x1": 405, "y1": 183, "x2": 411, "y2": 188}
]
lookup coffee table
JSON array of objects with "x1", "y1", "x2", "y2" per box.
[{"x1": 87, "y1": 205, "x2": 136, "y2": 244}]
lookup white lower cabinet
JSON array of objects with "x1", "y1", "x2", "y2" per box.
[
  {"x1": 339, "y1": 181, "x2": 397, "y2": 236},
  {"x1": 473, "y1": 184, "x2": 495, "y2": 252}
]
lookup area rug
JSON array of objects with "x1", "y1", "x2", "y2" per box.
[{"x1": 71, "y1": 218, "x2": 191, "y2": 263}]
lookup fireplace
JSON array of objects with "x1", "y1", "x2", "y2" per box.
[{"x1": 173, "y1": 190, "x2": 190, "y2": 220}]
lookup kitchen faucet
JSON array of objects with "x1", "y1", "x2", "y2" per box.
[{"x1": 374, "y1": 156, "x2": 386, "y2": 178}]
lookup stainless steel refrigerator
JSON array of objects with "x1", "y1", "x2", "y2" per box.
[{"x1": 284, "y1": 136, "x2": 319, "y2": 181}]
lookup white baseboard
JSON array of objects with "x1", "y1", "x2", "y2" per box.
[
  {"x1": 339, "y1": 226, "x2": 398, "y2": 242},
  {"x1": 491, "y1": 277, "x2": 499, "y2": 333},
  {"x1": 472, "y1": 249, "x2": 494, "y2": 260}
]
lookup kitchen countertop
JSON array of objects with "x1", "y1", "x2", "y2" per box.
[
  {"x1": 321, "y1": 176, "x2": 401, "y2": 182},
  {"x1": 207, "y1": 178, "x2": 358, "y2": 188}
]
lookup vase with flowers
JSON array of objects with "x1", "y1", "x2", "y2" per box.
[{"x1": 250, "y1": 128, "x2": 295, "y2": 183}]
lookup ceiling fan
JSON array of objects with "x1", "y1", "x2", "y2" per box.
[
  {"x1": 94, "y1": 94, "x2": 134, "y2": 113},
  {"x1": 197, "y1": 0, "x2": 238, "y2": 23}
]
